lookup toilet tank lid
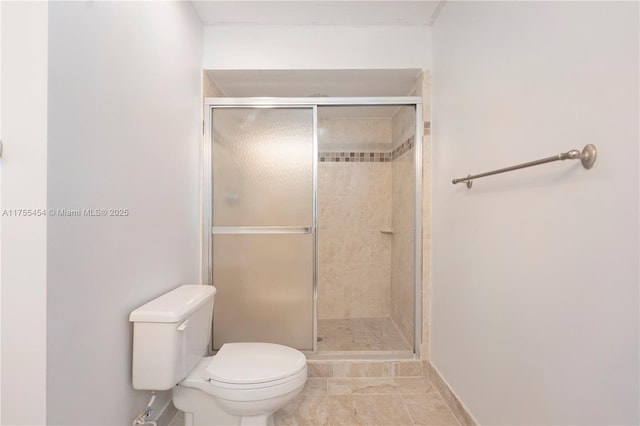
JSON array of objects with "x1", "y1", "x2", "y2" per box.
[{"x1": 129, "y1": 285, "x2": 216, "y2": 323}]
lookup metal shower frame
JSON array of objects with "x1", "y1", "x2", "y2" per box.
[{"x1": 202, "y1": 97, "x2": 424, "y2": 359}]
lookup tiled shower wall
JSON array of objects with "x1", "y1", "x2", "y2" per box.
[
  {"x1": 391, "y1": 107, "x2": 417, "y2": 345},
  {"x1": 317, "y1": 115, "x2": 417, "y2": 330},
  {"x1": 317, "y1": 119, "x2": 393, "y2": 319}
]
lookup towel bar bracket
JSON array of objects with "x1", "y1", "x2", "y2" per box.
[{"x1": 579, "y1": 144, "x2": 597, "y2": 169}]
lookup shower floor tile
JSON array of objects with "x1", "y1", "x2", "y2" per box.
[{"x1": 317, "y1": 317, "x2": 412, "y2": 354}]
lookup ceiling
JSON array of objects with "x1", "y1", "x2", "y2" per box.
[
  {"x1": 191, "y1": 1, "x2": 444, "y2": 26},
  {"x1": 207, "y1": 69, "x2": 422, "y2": 117}
]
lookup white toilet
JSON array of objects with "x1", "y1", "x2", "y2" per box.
[{"x1": 130, "y1": 284, "x2": 307, "y2": 426}]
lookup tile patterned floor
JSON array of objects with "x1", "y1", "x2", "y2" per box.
[
  {"x1": 317, "y1": 317, "x2": 412, "y2": 354},
  {"x1": 275, "y1": 376, "x2": 459, "y2": 426},
  {"x1": 169, "y1": 377, "x2": 459, "y2": 426}
]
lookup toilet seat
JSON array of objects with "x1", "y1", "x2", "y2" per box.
[
  {"x1": 180, "y1": 343, "x2": 307, "y2": 403},
  {"x1": 206, "y1": 342, "x2": 307, "y2": 385},
  {"x1": 180, "y1": 354, "x2": 307, "y2": 403},
  {"x1": 208, "y1": 368, "x2": 307, "y2": 390},
  {"x1": 206, "y1": 368, "x2": 307, "y2": 402}
]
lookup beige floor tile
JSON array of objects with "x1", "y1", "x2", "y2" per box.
[
  {"x1": 348, "y1": 394, "x2": 414, "y2": 426},
  {"x1": 369, "y1": 337, "x2": 412, "y2": 351},
  {"x1": 402, "y1": 392, "x2": 460, "y2": 426},
  {"x1": 307, "y1": 363, "x2": 333, "y2": 378},
  {"x1": 317, "y1": 319, "x2": 370, "y2": 352},
  {"x1": 327, "y1": 378, "x2": 399, "y2": 395},
  {"x1": 318, "y1": 338, "x2": 372, "y2": 352},
  {"x1": 317, "y1": 317, "x2": 412, "y2": 353},
  {"x1": 394, "y1": 377, "x2": 432, "y2": 394},
  {"x1": 397, "y1": 361, "x2": 425, "y2": 377},
  {"x1": 318, "y1": 318, "x2": 365, "y2": 337},
  {"x1": 360, "y1": 317, "x2": 397, "y2": 330},
  {"x1": 333, "y1": 361, "x2": 386, "y2": 377},
  {"x1": 175, "y1": 388, "x2": 419, "y2": 426},
  {"x1": 302, "y1": 378, "x2": 328, "y2": 395},
  {"x1": 274, "y1": 394, "x2": 359, "y2": 426},
  {"x1": 331, "y1": 362, "x2": 352, "y2": 377}
]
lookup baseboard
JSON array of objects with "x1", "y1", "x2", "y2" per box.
[{"x1": 424, "y1": 361, "x2": 479, "y2": 426}]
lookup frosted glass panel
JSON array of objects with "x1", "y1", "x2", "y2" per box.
[
  {"x1": 212, "y1": 108, "x2": 313, "y2": 226},
  {"x1": 212, "y1": 234, "x2": 314, "y2": 350}
]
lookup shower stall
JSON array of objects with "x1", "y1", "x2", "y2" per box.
[{"x1": 203, "y1": 97, "x2": 422, "y2": 358}]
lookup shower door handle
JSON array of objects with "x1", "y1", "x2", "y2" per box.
[{"x1": 211, "y1": 226, "x2": 312, "y2": 235}]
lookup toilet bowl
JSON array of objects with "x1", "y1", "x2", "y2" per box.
[
  {"x1": 173, "y1": 342, "x2": 307, "y2": 426},
  {"x1": 130, "y1": 285, "x2": 307, "y2": 426}
]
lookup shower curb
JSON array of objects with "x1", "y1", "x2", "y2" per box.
[{"x1": 306, "y1": 359, "x2": 424, "y2": 378}]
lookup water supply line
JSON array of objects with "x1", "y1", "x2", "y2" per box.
[{"x1": 131, "y1": 391, "x2": 158, "y2": 426}]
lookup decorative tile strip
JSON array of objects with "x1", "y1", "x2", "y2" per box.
[
  {"x1": 391, "y1": 136, "x2": 415, "y2": 161},
  {"x1": 319, "y1": 151, "x2": 391, "y2": 162},
  {"x1": 319, "y1": 136, "x2": 415, "y2": 163}
]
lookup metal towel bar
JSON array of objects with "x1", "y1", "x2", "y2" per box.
[{"x1": 452, "y1": 144, "x2": 597, "y2": 188}]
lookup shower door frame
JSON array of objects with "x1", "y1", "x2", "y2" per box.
[{"x1": 203, "y1": 97, "x2": 423, "y2": 358}]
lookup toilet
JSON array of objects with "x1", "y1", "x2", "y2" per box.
[{"x1": 130, "y1": 285, "x2": 307, "y2": 426}]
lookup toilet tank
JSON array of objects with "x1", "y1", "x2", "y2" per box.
[{"x1": 130, "y1": 285, "x2": 216, "y2": 390}]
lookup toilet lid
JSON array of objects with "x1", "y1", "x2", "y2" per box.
[{"x1": 205, "y1": 343, "x2": 307, "y2": 385}]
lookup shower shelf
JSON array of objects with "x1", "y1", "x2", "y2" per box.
[{"x1": 380, "y1": 227, "x2": 394, "y2": 234}]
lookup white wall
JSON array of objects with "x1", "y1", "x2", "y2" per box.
[
  {"x1": 46, "y1": 2, "x2": 202, "y2": 424},
  {"x1": 0, "y1": 2, "x2": 48, "y2": 424},
  {"x1": 431, "y1": 2, "x2": 638, "y2": 425},
  {"x1": 0, "y1": 1, "x2": 3, "y2": 419},
  {"x1": 203, "y1": 25, "x2": 431, "y2": 70}
]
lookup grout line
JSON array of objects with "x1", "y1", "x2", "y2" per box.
[
  {"x1": 399, "y1": 393, "x2": 419, "y2": 426},
  {"x1": 388, "y1": 316, "x2": 413, "y2": 350}
]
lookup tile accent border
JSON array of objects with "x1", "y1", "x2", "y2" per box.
[
  {"x1": 319, "y1": 151, "x2": 391, "y2": 163},
  {"x1": 391, "y1": 136, "x2": 415, "y2": 160},
  {"x1": 423, "y1": 361, "x2": 478, "y2": 426},
  {"x1": 319, "y1": 136, "x2": 416, "y2": 163}
]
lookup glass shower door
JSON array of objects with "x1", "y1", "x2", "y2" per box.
[{"x1": 210, "y1": 107, "x2": 314, "y2": 351}]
